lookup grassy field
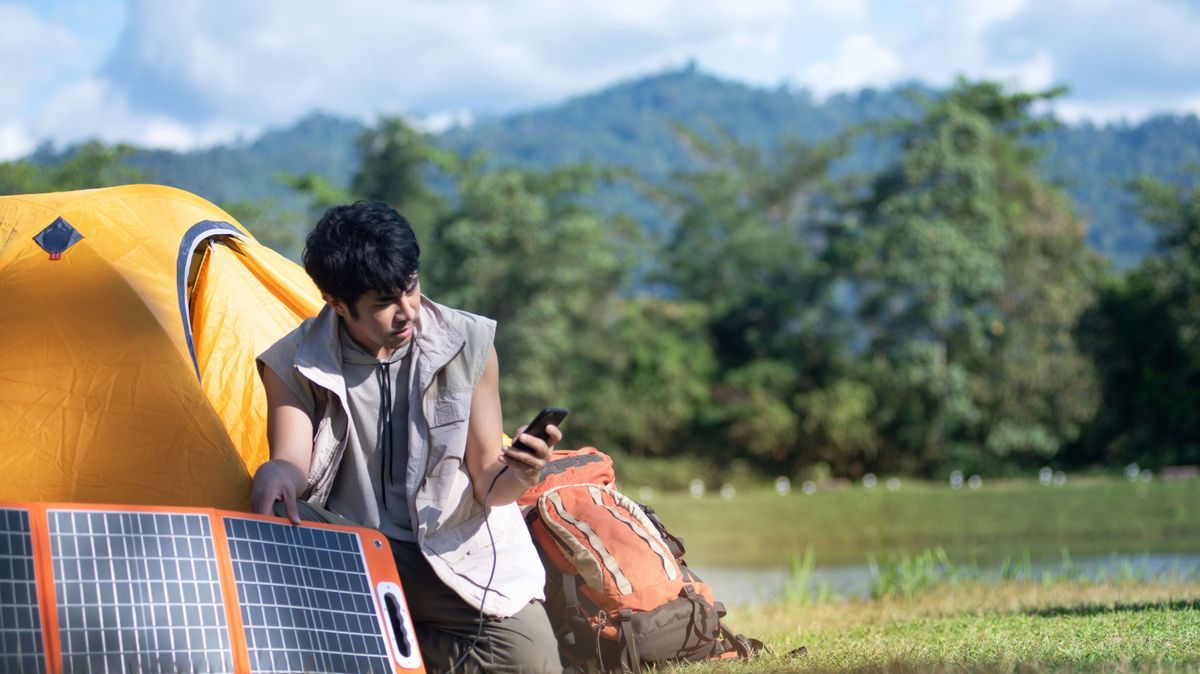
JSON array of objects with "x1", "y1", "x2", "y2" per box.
[
  {"x1": 640, "y1": 477, "x2": 1200, "y2": 567},
  {"x1": 629, "y1": 476, "x2": 1200, "y2": 671},
  {"x1": 675, "y1": 580, "x2": 1200, "y2": 673}
]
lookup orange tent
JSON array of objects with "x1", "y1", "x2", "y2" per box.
[{"x1": 0, "y1": 185, "x2": 322, "y2": 510}]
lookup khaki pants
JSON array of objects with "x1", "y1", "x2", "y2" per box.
[{"x1": 389, "y1": 539, "x2": 562, "y2": 674}]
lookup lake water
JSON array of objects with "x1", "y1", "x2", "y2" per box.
[{"x1": 694, "y1": 552, "x2": 1200, "y2": 605}]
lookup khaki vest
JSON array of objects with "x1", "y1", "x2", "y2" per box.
[{"x1": 256, "y1": 298, "x2": 545, "y2": 617}]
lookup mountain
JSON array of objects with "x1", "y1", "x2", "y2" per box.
[
  {"x1": 439, "y1": 63, "x2": 923, "y2": 177},
  {"x1": 108, "y1": 67, "x2": 1200, "y2": 267},
  {"x1": 1040, "y1": 115, "x2": 1200, "y2": 267},
  {"x1": 124, "y1": 112, "x2": 364, "y2": 209}
]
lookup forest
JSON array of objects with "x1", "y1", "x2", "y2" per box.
[{"x1": 3, "y1": 79, "x2": 1198, "y2": 482}]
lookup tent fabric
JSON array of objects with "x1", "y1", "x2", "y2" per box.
[
  {"x1": 191, "y1": 236, "x2": 324, "y2": 473},
  {"x1": 0, "y1": 185, "x2": 322, "y2": 510}
]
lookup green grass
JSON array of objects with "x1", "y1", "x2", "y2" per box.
[
  {"x1": 626, "y1": 476, "x2": 1200, "y2": 671},
  {"x1": 674, "y1": 580, "x2": 1200, "y2": 673},
  {"x1": 638, "y1": 477, "x2": 1200, "y2": 567}
]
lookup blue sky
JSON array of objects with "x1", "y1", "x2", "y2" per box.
[{"x1": 3, "y1": 0, "x2": 1200, "y2": 160}]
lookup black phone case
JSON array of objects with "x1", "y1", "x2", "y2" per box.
[{"x1": 512, "y1": 408, "x2": 568, "y2": 451}]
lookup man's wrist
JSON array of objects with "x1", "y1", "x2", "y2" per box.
[
  {"x1": 509, "y1": 466, "x2": 540, "y2": 488},
  {"x1": 264, "y1": 459, "x2": 306, "y2": 491}
]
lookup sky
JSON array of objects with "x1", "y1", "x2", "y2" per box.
[{"x1": 3, "y1": 0, "x2": 1200, "y2": 161}]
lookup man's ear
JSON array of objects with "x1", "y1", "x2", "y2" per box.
[{"x1": 326, "y1": 295, "x2": 349, "y2": 319}]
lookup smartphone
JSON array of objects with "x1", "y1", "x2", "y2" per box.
[{"x1": 510, "y1": 407, "x2": 569, "y2": 453}]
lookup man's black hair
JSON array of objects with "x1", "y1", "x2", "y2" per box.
[{"x1": 302, "y1": 201, "x2": 420, "y2": 315}]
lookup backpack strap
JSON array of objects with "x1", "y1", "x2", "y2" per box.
[
  {"x1": 681, "y1": 585, "x2": 766, "y2": 661},
  {"x1": 720, "y1": 624, "x2": 766, "y2": 659},
  {"x1": 638, "y1": 502, "x2": 687, "y2": 558},
  {"x1": 560, "y1": 574, "x2": 582, "y2": 649},
  {"x1": 562, "y1": 573, "x2": 580, "y2": 612},
  {"x1": 681, "y1": 585, "x2": 722, "y2": 645},
  {"x1": 679, "y1": 561, "x2": 701, "y2": 583},
  {"x1": 593, "y1": 613, "x2": 607, "y2": 672},
  {"x1": 617, "y1": 609, "x2": 641, "y2": 672}
]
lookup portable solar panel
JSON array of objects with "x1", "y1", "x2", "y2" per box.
[
  {"x1": 0, "y1": 507, "x2": 45, "y2": 674},
  {"x1": 0, "y1": 502, "x2": 424, "y2": 674}
]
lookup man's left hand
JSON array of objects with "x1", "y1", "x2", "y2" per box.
[{"x1": 499, "y1": 424, "x2": 561, "y2": 486}]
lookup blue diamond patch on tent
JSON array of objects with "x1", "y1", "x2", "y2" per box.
[{"x1": 33, "y1": 217, "x2": 84, "y2": 259}]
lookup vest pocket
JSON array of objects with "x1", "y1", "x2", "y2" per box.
[
  {"x1": 425, "y1": 390, "x2": 471, "y2": 427},
  {"x1": 424, "y1": 390, "x2": 471, "y2": 471},
  {"x1": 311, "y1": 416, "x2": 342, "y2": 470},
  {"x1": 305, "y1": 395, "x2": 349, "y2": 500}
]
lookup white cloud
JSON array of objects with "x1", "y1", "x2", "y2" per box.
[
  {"x1": 813, "y1": 0, "x2": 869, "y2": 21},
  {"x1": 32, "y1": 77, "x2": 251, "y2": 152},
  {"x1": 984, "y1": 0, "x2": 1200, "y2": 121},
  {"x1": 982, "y1": 49, "x2": 1057, "y2": 92},
  {"x1": 0, "y1": 1, "x2": 902, "y2": 149},
  {"x1": 1051, "y1": 94, "x2": 1200, "y2": 125},
  {"x1": 0, "y1": 4, "x2": 83, "y2": 111},
  {"x1": 1051, "y1": 100, "x2": 1161, "y2": 125},
  {"x1": 902, "y1": 0, "x2": 1032, "y2": 85},
  {"x1": 962, "y1": 0, "x2": 1029, "y2": 32},
  {"x1": 5, "y1": 0, "x2": 1200, "y2": 154},
  {"x1": 0, "y1": 123, "x2": 35, "y2": 162},
  {"x1": 79, "y1": 0, "x2": 829, "y2": 142},
  {"x1": 801, "y1": 33, "x2": 901, "y2": 97},
  {"x1": 413, "y1": 110, "x2": 475, "y2": 134}
]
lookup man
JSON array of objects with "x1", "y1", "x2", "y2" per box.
[{"x1": 250, "y1": 200, "x2": 563, "y2": 673}]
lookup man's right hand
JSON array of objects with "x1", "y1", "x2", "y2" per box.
[{"x1": 251, "y1": 459, "x2": 305, "y2": 525}]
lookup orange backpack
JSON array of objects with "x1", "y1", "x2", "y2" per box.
[{"x1": 519, "y1": 448, "x2": 762, "y2": 672}]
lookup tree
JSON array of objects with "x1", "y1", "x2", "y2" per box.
[
  {"x1": 657, "y1": 127, "x2": 859, "y2": 471},
  {"x1": 420, "y1": 162, "x2": 634, "y2": 430},
  {"x1": 564, "y1": 296, "x2": 717, "y2": 456},
  {"x1": 340, "y1": 115, "x2": 703, "y2": 445},
  {"x1": 851, "y1": 80, "x2": 1102, "y2": 473},
  {"x1": 219, "y1": 199, "x2": 306, "y2": 259},
  {"x1": 1, "y1": 141, "x2": 146, "y2": 195},
  {"x1": 1076, "y1": 173, "x2": 1200, "y2": 467},
  {"x1": 284, "y1": 115, "x2": 446, "y2": 243},
  {"x1": 281, "y1": 173, "x2": 353, "y2": 218},
  {"x1": 350, "y1": 116, "x2": 453, "y2": 233}
]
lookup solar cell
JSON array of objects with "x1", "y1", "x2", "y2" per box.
[
  {"x1": 47, "y1": 510, "x2": 233, "y2": 674},
  {"x1": 0, "y1": 507, "x2": 45, "y2": 674},
  {"x1": 224, "y1": 517, "x2": 395, "y2": 674}
]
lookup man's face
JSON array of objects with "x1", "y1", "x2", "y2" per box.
[{"x1": 330, "y1": 278, "x2": 422, "y2": 358}]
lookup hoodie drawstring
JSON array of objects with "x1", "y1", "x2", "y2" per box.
[{"x1": 377, "y1": 361, "x2": 393, "y2": 508}]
